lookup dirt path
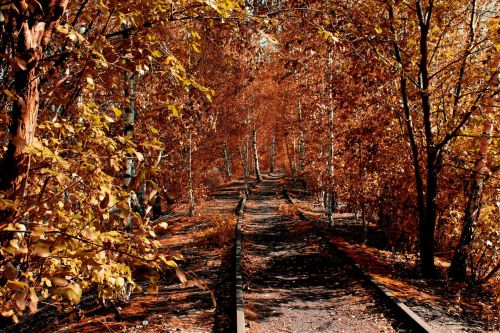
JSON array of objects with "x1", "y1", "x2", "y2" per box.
[{"x1": 241, "y1": 174, "x2": 410, "y2": 333}]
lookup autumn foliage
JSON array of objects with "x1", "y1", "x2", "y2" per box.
[{"x1": 0, "y1": 0, "x2": 498, "y2": 325}]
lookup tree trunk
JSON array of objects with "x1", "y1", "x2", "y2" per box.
[
  {"x1": 270, "y1": 132, "x2": 275, "y2": 173},
  {"x1": 253, "y1": 126, "x2": 262, "y2": 182},
  {"x1": 285, "y1": 138, "x2": 296, "y2": 181},
  {"x1": 239, "y1": 139, "x2": 250, "y2": 194},
  {"x1": 389, "y1": 2, "x2": 437, "y2": 277},
  {"x1": 0, "y1": 58, "x2": 39, "y2": 202},
  {"x1": 123, "y1": 72, "x2": 136, "y2": 187},
  {"x1": 450, "y1": 54, "x2": 499, "y2": 280},
  {"x1": 0, "y1": 1, "x2": 69, "y2": 223},
  {"x1": 326, "y1": 44, "x2": 335, "y2": 225},
  {"x1": 420, "y1": 151, "x2": 439, "y2": 277},
  {"x1": 298, "y1": 97, "x2": 305, "y2": 172},
  {"x1": 223, "y1": 140, "x2": 232, "y2": 179},
  {"x1": 188, "y1": 131, "x2": 195, "y2": 216},
  {"x1": 417, "y1": 1, "x2": 438, "y2": 277}
]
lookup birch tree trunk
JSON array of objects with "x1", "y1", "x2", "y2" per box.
[
  {"x1": 223, "y1": 139, "x2": 232, "y2": 179},
  {"x1": 123, "y1": 72, "x2": 136, "y2": 187},
  {"x1": 253, "y1": 125, "x2": 262, "y2": 182}
]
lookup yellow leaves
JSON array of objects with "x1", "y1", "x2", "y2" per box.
[
  {"x1": 111, "y1": 107, "x2": 122, "y2": 118},
  {"x1": 152, "y1": 50, "x2": 163, "y2": 58},
  {"x1": 2, "y1": 89, "x2": 17, "y2": 100},
  {"x1": 57, "y1": 24, "x2": 85, "y2": 43},
  {"x1": 192, "y1": 42, "x2": 201, "y2": 53},
  {"x1": 52, "y1": 283, "x2": 82, "y2": 305},
  {"x1": 191, "y1": 30, "x2": 201, "y2": 40},
  {"x1": 1, "y1": 310, "x2": 18, "y2": 324},
  {"x1": 32, "y1": 240, "x2": 51, "y2": 258},
  {"x1": 56, "y1": 25, "x2": 69, "y2": 34},
  {"x1": 168, "y1": 104, "x2": 180, "y2": 117},
  {"x1": 86, "y1": 77, "x2": 95, "y2": 90},
  {"x1": 175, "y1": 269, "x2": 188, "y2": 283},
  {"x1": 319, "y1": 28, "x2": 338, "y2": 43},
  {"x1": 165, "y1": 260, "x2": 177, "y2": 268},
  {"x1": 147, "y1": 34, "x2": 156, "y2": 42},
  {"x1": 375, "y1": 24, "x2": 383, "y2": 34},
  {"x1": 6, "y1": 280, "x2": 27, "y2": 291},
  {"x1": 0, "y1": 195, "x2": 15, "y2": 210}
]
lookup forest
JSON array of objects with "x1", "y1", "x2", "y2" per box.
[{"x1": 0, "y1": 0, "x2": 498, "y2": 332}]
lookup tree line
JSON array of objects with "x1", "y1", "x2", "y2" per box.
[{"x1": 0, "y1": 0, "x2": 498, "y2": 324}]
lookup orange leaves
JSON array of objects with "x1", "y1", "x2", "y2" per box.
[{"x1": 1, "y1": 262, "x2": 18, "y2": 280}]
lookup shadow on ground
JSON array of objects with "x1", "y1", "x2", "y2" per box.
[{"x1": 241, "y1": 177, "x2": 414, "y2": 332}]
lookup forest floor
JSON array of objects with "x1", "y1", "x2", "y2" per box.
[
  {"x1": 286, "y1": 188, "x2": 499, "y2": 333},
  {"x1": 3, "y1": 174, "x2": 498, "y2": 333},
  {"x1": 3, "y1": 178, "x2": 253, "y2": 333}
]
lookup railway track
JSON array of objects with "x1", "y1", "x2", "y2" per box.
[{"x1": 233, "y1": 174, "x2": 436, "y2": 333}]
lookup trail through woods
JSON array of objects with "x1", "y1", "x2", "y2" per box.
[
  {"x1": 241, "y1": 174, "x2": 408, "y2": 332},
  {"x1": 1, "y1": 0, "x2": 499, "y2": 328}
]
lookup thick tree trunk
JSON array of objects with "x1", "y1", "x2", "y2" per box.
[
  {"x1": 0, "y1": 1, "x2": 69, "y2": 223},
  {"x1": 253, "y1": 126, "x2": 262, "y2": 182},
  {"x1": 450, "y1": 54, "x2": 498, "y2": 280},
  {"x1": 420, "y1": 151, "x2": 439, "y2": 277},
  {"x1": 0, "y1": 61, "x2": 40, "y2": 202},
  {"x1": 417, "y1": 1, "x2": 438, "y2": 277}
]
